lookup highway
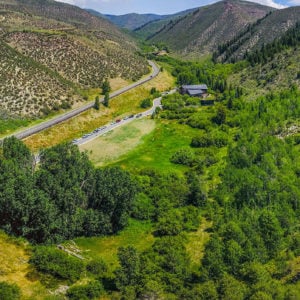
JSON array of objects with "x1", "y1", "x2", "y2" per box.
[
  {"x1": 0, "y1": 60, "x2": 160, "y2": 141},
  {"x1": 33, "y1": 89, "x2": 176, "y2": 163}
]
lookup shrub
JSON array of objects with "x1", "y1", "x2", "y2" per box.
[
  {"x1": 155, "y1": 210, "x2": 183, "y2": 236},
  {"x1": 170, "y1": 148, "x2": 195, "y2": 166},
  {"x1": 132, "y1": 193, "x2": 155, "y2": 220},
  {"x1": 191, "y1": 132, "x2": 228, "y2": 148},
  {"x1": 66, "y1": 281, "x2": 103, "y2": 300},
  {"x1": 140, "y1": 98, "x2": 152, "y2": 108},
  {"x1": 30, "y1": 247, "x2": 84, "y2": 282},
  {"x1": 191, "y1": 135, "x2": 213, "y2": 148},
  {"x1": 0, "y1": 282, "x2": 21, "y2": 300},
  {"x1": 86, "y1": 259, "x2": 108, "y2": 277}
]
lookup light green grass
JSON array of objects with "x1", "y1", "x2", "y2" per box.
[
  {"x1": 186, "y1": 219, "x2": 212, "y2": 269},
  {"x1": 114, "y1": 120, "x2": 201, "y2": 174},
  {"x1": 80, "y1": 119, "x2": 156, "y2": 167},
  {"x1": 75, "y1": 219, "x2": 154, "y2": 271}
]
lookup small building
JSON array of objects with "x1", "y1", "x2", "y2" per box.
[{"x1": 180, "y1": 84, "x2": 208, "y2": 98}]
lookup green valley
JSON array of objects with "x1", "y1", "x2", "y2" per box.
[{"x1": 0, "y1": 0, "x2": 300, "y2": 299}]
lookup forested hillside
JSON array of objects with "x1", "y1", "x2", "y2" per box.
[
  {"x1": 0, "y1": 0, "x2": 148, "y2": 117},
  {"x1": 214, "y1": 6, "x2": 300, "y2": 63},
  {"x1": 148, "y1": 0, "x2": 273, "y2": 58},
  {"x1": 228, "y1": 22, "x2": 300, "y2": 99}
]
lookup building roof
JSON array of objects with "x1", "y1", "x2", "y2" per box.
[
  {"x1": 187, "y1": 89, "x2": 205, "y2": 96},
  {"x1": 182, "y1": 84, "x2": 208, "y2": 90}
]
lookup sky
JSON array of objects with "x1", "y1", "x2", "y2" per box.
[{"x1": 55, "y1": 0, "x2": 299, "y2": 15}]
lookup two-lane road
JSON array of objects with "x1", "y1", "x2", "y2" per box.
[{"x1": 0, "y1": 60, "x2": 160, "y2": 141}]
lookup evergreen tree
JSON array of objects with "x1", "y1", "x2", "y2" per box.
[
  {"x1": 101, "y1": 78, "x2": 111, "y2": 95},
  {"x1": 103, "y1": 92, "x2": 109, "y2": 107},
  {"x1": 94, "y1": 96, "x2": 100, "y2": 110}
]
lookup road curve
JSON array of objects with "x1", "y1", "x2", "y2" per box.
[
  {"x1": 1, "y1": 60, "x2": 160, "y2": 141},
  {"x1": 76, "y1": 89, "x2": 177, "y2": 146}
]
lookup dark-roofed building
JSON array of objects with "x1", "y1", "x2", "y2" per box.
[{"x1": 180, "y1": 84, "x2": 208, "y2": 98}]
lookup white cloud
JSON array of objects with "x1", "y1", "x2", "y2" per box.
[
  {"x1": 248, "y1": 0, "x2": 287, "y2": 9},
  {"x1": 55, "y1": 0, "x2": 89, "y2": 7},
  {"x1": 288, "y1": 0, "x2": 300, "y2": 4}
]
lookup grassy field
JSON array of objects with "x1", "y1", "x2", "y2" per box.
[
  {"x1": 24, "y1": 68, "x2": 175, "y2": 151},
  {"x1": 0, "y1": 232, "x2": 48, "y2": 300},
  {"x1": 80, "y1": 118, "x2": 156, "y2": 167},
  {"x1": 75, "y1": 219, "x2": 154, "y2": 271},
  {"x1": 112, "y1": 120, "x2": 200, "y2": 174}
]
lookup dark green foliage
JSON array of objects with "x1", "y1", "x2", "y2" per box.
[
  {"x1": 150, "y1": 87, "x2": 157, "y2": 95},
  {"x1": 212, "y1": 105, "x2": 227, "y2": 125},
  {"x1": 0, "y1": 141, "x2": 137, "y2": 243},
  {"x1": 86, "y1": 258, "x2": 108, "y2": 277},
  {"x1": 103, "y1": 92, "x2": 109, "y2": 107},
  {"x1": 115, "y1": 246, "x2": 141, "y2": 295},
  {"x1": 0, "y1": 282, "x2": 21, "y2": 300},
  {"x1": 89, "y1": 167, "x2": 137, "y2": 233},
  {"x1": 30, "y1": 247, "x2": 84, "y2": 282},
  {"x1": 66, "y1": 281, "x2": 103, "y2": 300},
  {"x1": 101, "y1": 78, "x2": 111, "y2": 95},
  {"x1": 140, "y1": 98, "x2": 151, "y2": 108},
  {"x1": 94, "y1": 96, "x2": 100, "y2": 110},
  {"x1": 2, "y1": 136, "x2": 33, "y2": 169},
  {"x1": 191, "y1": 132, "x2": 228, "y2": 148}
]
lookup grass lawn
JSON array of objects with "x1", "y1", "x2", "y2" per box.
[
  {"x1": 75, "y1": 219, "x2": 154, "y2": 271},
  {"x1": 24, "y1": 68, "x2": 175, "y2": 151},
  {"x1": 114, "y1": 120, "x2": 201, "y2": 174},
  {"x1": 80, "y1": 118, "x2": 156, "y2": 167}
]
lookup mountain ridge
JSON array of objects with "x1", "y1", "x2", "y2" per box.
[
  {"x1": 148, "y1": 0, "x2": 275, "y2": 58},
  {"x1": 214, "y1": 6, "x2": 300, "y2": 63}
]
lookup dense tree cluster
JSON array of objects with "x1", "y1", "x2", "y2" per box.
[{"x1": 0, "y1": 138, "x2": 137, "y2": 243}]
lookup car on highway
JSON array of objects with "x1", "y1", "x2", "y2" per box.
[
  {"x1": 116, "y1": 119, "x2": 121, "y2": 123},
  {"x1": 136, "y1": 113, "x2": 143, "y2": 118}
]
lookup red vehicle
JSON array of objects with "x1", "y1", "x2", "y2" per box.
[{"x1": 116, "y1": 119, "x2": 121, "y2": 123}]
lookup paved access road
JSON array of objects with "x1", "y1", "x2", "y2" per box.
[
  {"x1": 75, "y1": 89, "x2": 177, "y2": 146},
  {"x1": 1, "y1": 61, "x2": 160, "y2": 141}
]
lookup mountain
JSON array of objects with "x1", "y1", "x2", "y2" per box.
[
  {"x1": 148, "y1": 0, "x2": 275, "y2": 58},
  {"x1": 86, "y1": 9, "x2": 163, "y2": 31},
  {"x1": 133, "y1": 8, "x2": 198, "y2": 40},
  {"x1": 103, "y1": 13, "x2": 163, "y2": 30},
  {"x1": 90, "y1": 8, "x2": 197, "y2": 34},
  {"x1": 214, "y1": 6, "x2": 300, "y2": 63},
  {"x1": 0, "y1": 0, "x2": 148, "y2": 117}
]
